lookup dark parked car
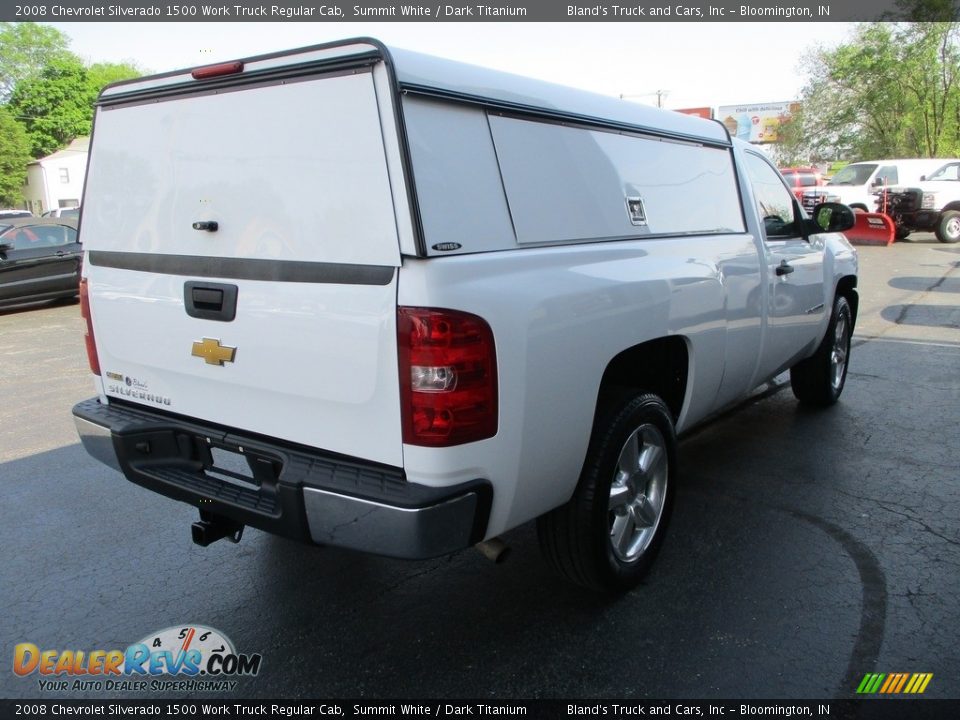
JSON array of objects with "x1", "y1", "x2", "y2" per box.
[{"x1": 0, "y1": 218, "x2": 81, "y2": 307}]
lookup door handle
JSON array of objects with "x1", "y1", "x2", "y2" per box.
[
  {"x1": 192, "y1": 221, "x2": 219, "y2": 232},
  {"x1": 55, "y1": 251, "x2": 66, "y2": 257},
  {"x1": 776, "y1": 260, "x2": 794, "y2": 276},
  {"x1": 184, "y1": 281, "x2": 237, "y2": 322}
]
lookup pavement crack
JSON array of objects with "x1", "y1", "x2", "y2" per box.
[{"x1": 832, "y1": 488, "x2": 960, "y2": 548}]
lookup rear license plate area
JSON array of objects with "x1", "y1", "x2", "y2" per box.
[{"x1": 205, "y1": 446, "x2": 259, "y2": 489}]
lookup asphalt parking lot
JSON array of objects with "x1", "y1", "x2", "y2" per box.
[{"x1": 1, "y1": 236, "x2": 958, "y2": 701}]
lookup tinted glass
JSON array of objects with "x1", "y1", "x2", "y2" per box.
[
  {"x1": 875, "y1": 166, "x2": 898, "y2": 185},
  {"x1": 489, "y1": 115, "x2": 746, "y2": 243},
  {"x1": 829, "y1": 164, "x2": 877, "y2": 186},
  {"x1": 928, "y1": 163, "x2": 960, "y2": 181},
  {"x1": 782, "y1": 173, "x2": 818, "y2": 187},
  {"x1": 3, "y1": 224, "x2": 72, "y2": 250},
  {"x1": 744, "y1": 153, "x2": 800, "y2": 239}
]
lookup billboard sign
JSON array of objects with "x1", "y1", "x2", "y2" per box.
[
  {"x1": 717, "y1": 101, "x2": 800, "y2": 143},
  {"x1": 675, "y1": 107, "x2": 714, "y2": 119}
]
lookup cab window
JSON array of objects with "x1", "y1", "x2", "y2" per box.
[
  {"x1": 928, "y1": 163, "x2": 960, "y2": 181},
  {"x1": 2, "y1": 224, "x2": 75, "y2": 250},
  {"x1": 744, "y1": 153, "x2": 800, "y2": 240},
  {"x1": 874, "y1": 166, "x2": 898, "y2": 186}
]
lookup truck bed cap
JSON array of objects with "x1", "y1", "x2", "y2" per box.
[{"x1": 98, "y1": 37, "x2": 730, "y2": 147}]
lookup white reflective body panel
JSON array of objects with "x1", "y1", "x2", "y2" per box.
[
  {"x1": 85, "y1": 71, "x2": 400, "y2": 266},
  {"x1": 398, "y1": 235, "x2": 763, "y2": 535},
  {"x1": 83, "y1": 68, "x2": 404, "y2": 466},
  {"x1": 81, "y1": 41, "x2": 859, "y2": 541}
]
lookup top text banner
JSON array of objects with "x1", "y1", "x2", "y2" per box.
[{"x1": 0, "y1": 0, "x2": 954, "y2": 22}]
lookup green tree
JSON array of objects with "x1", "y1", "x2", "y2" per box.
[
  {"x1": 898, "y1": 23, "x2": 960, "y2": 156},
  {"x1": 0, "y1": 106, "x2": 32, "y2": 207},
  {"x1": 780, "y1": 22, "x2": 960, "y2": 163},
  {"x1": 6, "y1": 55, "x2": 98, "y2": 158},
  {"x1": 86, "y1": 61, "x2": 142, "y2": 94},
  {"x1": 0, "y1": 22, "x2": 71, "y2": 102}
]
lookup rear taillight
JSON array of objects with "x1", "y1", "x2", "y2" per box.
[
  {"x1": 79, "y1": 279, "x2": 100, "y2": 376},
  {"x1": 398, "y1": 307, "x2": 498, "y2": 447}
]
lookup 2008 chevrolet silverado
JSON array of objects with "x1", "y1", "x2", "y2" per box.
[{"x1": 72, "y1": 38, "x2": 859, "y2": 591}]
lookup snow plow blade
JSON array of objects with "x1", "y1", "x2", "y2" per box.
[{"x1": 843, "y1": 211, "x2": 894, "y2": 246}]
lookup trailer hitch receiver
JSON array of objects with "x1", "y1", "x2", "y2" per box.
[{"x1": 192, "y1": 511, "x2": 245, "y2": 547}]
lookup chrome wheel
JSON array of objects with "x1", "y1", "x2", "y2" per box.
[
  {"x1": 936, "y1": 211, "x2": 960, "y2": 243},
  {"x1": 946, "y1": 216, "x2": 960, "y2": 238},
  {"x1": 538, "y1": 392, "x2": 676, "y2": 590},
  {"x1": 608, "y1": 423, "x2": 669, "y2": 562},
  {"x1": 830, "y1": 309, "x2": 850, "y2": 391}
]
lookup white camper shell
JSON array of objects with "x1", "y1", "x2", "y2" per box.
[{"x1": 74, "y1": 39, "x2": 859, "y2": 591}]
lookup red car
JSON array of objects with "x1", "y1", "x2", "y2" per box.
[{"x1": 779, "y1": 167, "x2": 825, "y2": 201}]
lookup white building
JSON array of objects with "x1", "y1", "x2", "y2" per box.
[{"x1": 21, "y1": 137, "x2": 89, "y2": 215}]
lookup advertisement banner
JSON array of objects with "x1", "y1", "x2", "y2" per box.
[
  {"x1": 717, "y1": 101, "x2": 800, "y2": 143},
  {"x1": 675, "y1": 107, "x2": 714, "y2": 119}
]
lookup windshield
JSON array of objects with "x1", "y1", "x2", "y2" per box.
[
  {"x1": 828, "y1": 164, "x2": 877, "y2": 186},
  {"x1": 926, "y1": 163, "x2": 960, "y2": 181}
]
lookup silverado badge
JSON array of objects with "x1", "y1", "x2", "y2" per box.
[{"x1": 191, "y1": 338, "x2": 236, "y2": 366}]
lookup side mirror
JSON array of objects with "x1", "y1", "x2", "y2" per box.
[
  {"x1": 0, "y1": 241, "x2": 12, "y2": 254},
  {"x1": 812, "y1": 202, "x2": 856, "y2": 233},
  {"x1": 920, "y1": 175, "x2": 927, "y2": 181}
]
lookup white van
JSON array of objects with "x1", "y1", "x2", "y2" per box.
[
  {"x1": 73, "y1": 38, "x2": 859, "y2": 591},
  {"x1": 802, "y1": 158, "x2": 957, "y2": 212}
]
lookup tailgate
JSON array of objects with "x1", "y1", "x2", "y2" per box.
[{"x1": 81, "y1": 62, "x2": 404, "y2": 467}]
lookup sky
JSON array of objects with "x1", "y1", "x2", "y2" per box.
[{"x1": 46, "y1": 21, "x2": 856, "y2": 111}]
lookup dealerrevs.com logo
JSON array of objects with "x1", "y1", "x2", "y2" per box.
[{"x1": 13, "y1": 625, "x2": 262, "y2": 693}]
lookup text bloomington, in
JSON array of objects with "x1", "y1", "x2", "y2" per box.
[{"x1": 38, "y1": 3, "x2": 530, "y2": 18}]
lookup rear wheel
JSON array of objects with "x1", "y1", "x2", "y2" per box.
[
  {"x1": 790, "y1": 295, "x2": 852, "y2": 406},
  {"x1": 935, "y1": 211, "x2": 960, "y2": 243},
  {"x1": 537, "y1": 392, "x2": 676, "y2": 592}
]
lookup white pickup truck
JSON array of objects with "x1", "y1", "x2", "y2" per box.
[
  {"x1": 73, "y1": 38, "x2": 859, "y2": 591},
  {"x1": 878, "y1": 160, "x2": 960, "y2": 242}
]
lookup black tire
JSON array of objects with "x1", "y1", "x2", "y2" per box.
[
  {"x1": 537, "y1": 392, "x2": 676, "y2": 592},
  {"x1": 894, "y1": 225, "x2": 911, "y2": 241},
  {"x1": 935, "y1": 211, "x2": 960, "y2": 243},
  {"x1": 790, "y1": 295, "x2": 852, "y2": 407}
]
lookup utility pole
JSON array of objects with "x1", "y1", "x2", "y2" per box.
[{"x1": 619, "y1": 90, "x2": 670, "y2": 108}]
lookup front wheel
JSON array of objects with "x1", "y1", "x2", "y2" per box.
[
  {"x1": 894, "y1": 225, "x2": 911, "y2": 241},
  {"x1": 935, "y1": 211, "x2": 960, "y2": 243},
  {"x1": 537, "y1": 392, "x2": 676, "y2": 592},
  {"x1": 790, "y1": 295, "x2": 852, "y2": 406}
]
